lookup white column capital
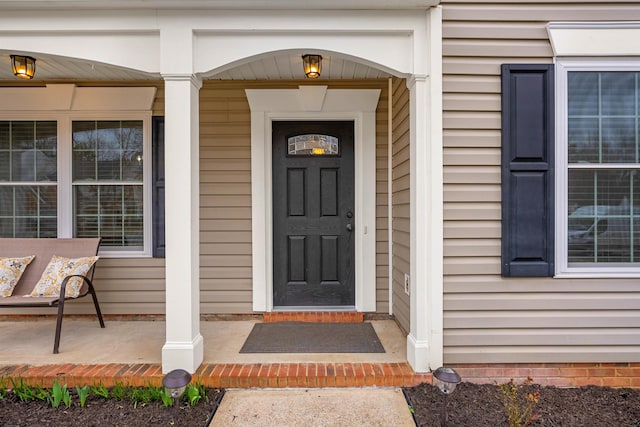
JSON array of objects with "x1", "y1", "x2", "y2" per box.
[
  {"x1": 162, "y1": 73, "x2": 203, "y2": 89},
  {"x1": 406, "y1": 74, "x2": 429, "y2": 88}
]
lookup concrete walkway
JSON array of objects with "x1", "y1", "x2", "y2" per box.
[{"x1": 210, "y1": 388, "x2": 416, "y2": 427}]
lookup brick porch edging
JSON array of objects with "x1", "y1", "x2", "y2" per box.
[
  {"x1": 1, "y1": 362, "x2": 638, "y2": 389},
  {"x1": 0, "y1": 362, "x2": 430, "y2": 389}
]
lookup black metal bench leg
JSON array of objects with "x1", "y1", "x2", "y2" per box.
[
  {"x1": 53, "y1": 298, "x2": 65, "y2": 354},
  {"x1": 89, "y1": 285, "x2": 105, "y2": 328}
]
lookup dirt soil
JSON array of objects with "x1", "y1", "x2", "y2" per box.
[
  {"x1": 404, "y1": 382, "x2": 640, "y2": 426},
  {"x1": 0, "y1": 389, "x2": 224, "y2": 427}
]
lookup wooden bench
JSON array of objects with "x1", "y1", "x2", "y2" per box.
[{"x1": 0, "y1": 238, "x2": 105, "y2": 353}]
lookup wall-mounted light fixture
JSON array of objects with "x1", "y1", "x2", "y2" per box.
[
  {"x1": 302, "y1": 54, "x2": 322, "y2": 79},
  {"x1": 10, "y1": 55, "x2": 36, "y2": 79}
]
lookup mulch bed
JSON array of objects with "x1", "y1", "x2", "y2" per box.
[
  {"x1": 3, "y1": 383, "x2": 640, "y2": 426},
  {"x1": 404, "y1": 382, "x2": 640, "y2": 426},
  {"x1": 0, "y1": 388, "x2": 224, "y2": 427}
]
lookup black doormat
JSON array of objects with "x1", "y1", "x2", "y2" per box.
[{"x1": 239, "y1": 322, "x2": 385, "y2": 353}]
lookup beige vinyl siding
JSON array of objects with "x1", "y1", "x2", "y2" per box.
[
  {"x1": 391, "y1": 77, "x2": 410, "y2": 333},
  {"x1": 441, "y1": 2, "x2": 640, "y2": 363},
  {"x1": 199, "y1": 81, "x2": 252, "y2": 314},
  {"x1": 199, "y1": 80, "x2": 390, "y2": 314}
]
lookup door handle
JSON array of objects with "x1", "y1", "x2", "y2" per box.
[{"x1": 346, "y1": 223, "x2": 353, "y2": 232}]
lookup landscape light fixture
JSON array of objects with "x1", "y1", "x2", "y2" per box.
[
  {"x1": 302, "y1": 54, "x2": 322, "y2": 79},
  {"x1": 10, "y1": 55, "x2": 36, "y2": 79},
  {"x1": 162, "y1": 368, "x2": 192, "y2": 403},
  {"x1": 432, "y1": 367, "x2": 461, "y2": 426},
  {"x1": 432, "y1": 366, "x2": 461, "y2": 395}
]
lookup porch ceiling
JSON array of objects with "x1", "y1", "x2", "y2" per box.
[{"x1": 0, "y1": 51, "x2": 391, "y2": 81}]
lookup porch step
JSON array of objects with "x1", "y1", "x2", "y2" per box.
[
  {"x1": 0, "y1": 362, "x2": 431, "y2": 389},
  {"x1": 263, "y1": 312, "x2": 364, "y2": 323}
]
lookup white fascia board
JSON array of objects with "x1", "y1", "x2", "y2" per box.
[
  {"x1": 189, "y1": 9, "x2": 426, "y2": 76},
  {"x1": 0, "y1": 31, "x2": 161, "y2": 74},
  {"x1": 0, "y1": 0, "x2": 440, "y2": 10},
  {"x1": 548, "y1": 22, "x2": 640, "y2": 57}
]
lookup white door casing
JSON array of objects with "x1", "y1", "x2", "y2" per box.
[{"x1": 246, "y1": 86, "x2": 380, "y2": 312}]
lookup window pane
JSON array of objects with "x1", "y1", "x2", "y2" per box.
[
  {"x1": 12, "y1": 122, "x2": 35, "y2": 149},
  {"x1": 73, "y1": 120, "x2": 143, "y2": 182},
  {"x1": 568, "y1": 71, "x2": 640, "y2": 165},
  {"x1": 0, "y1": 122, "x2": 9, "y2": 150},
  {"x1": 0, "y1": 121, "x2": 58, "y2": 238},
  {"x1": 568, "y1": 72, "x2": 598, "y2": 116},
  {"x1": 568, "y1": 169, "x2": 638, "y2": 263},
  {"x1": 0, "y1": 121, "x2": 57, "y2": 182},
  {"x1": 601, "y1": 72, "x2": 635, "y2": 116},
  {"x1": 0, "y1": 185, "x2": 57, "y2": 238},
  {"x1": 0, "y1": 151, "x2": 8, "y2": 181},
  {"x1": 602, "y1": 118, "x2": 636, "y2": 163},
  {"x1": 568, "y1": 117, "x2": 599, "y2": 163},
  {"x1": 73, "y1": 184, "x2": 143, "y2": 249},
  {"x1": 73, "y1": 149, "x2": 96, "y2": 181}
]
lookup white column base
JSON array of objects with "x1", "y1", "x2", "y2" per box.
[
  {"x1": 162, "y1": 334, "x2": 204, "y2": 374},
  {"x1": 407, "y1": 333, "x2": 431, "y2": 373}
]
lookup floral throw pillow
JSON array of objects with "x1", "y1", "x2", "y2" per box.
[
  {"x1": 0, "y1": 256, "x2": 35, "y2": 297},
  {"x1": 30, "y1": 255, "x2": 99, "y2": 299}
]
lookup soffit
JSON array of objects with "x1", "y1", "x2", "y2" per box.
[{"x1": 0, "y1": 52, "x2": 391, "y2": 81}]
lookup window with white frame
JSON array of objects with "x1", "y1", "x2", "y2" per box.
[
  {"x1": 72, "y1": 120, "x2": 145, "y2": 251},
  {"x1": 557, "y1": 60, "x2": 640, "y2": 275},
  {"x1": 0, "y1": 116, "x2": 151, "y2": 256}
]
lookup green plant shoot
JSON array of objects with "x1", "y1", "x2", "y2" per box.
[
  {"x1": 76, "y1": 385, "x2": 90, "y2": 408},
  {"x1": 50, "y1": 380, "x2": 72, "y2": 409},
  {"x1": 91, "y1": 382, "x2": 109, "y2": 399}
]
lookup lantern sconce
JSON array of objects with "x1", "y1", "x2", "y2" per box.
[
  {"x1": 302, "y1": 54, "x2": 322, "y2": 79},
  {"x1": 10, "y1": 55, "x2": 36, "y2": 79}
]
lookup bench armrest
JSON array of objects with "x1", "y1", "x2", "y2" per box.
[{"x1": 59, "y1": 274, "x2": 96, "y2": 300}]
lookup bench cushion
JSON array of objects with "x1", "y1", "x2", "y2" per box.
[
  {"x1": 30, "y1": 255, "x2": 99, "y2": 298},
  {"x1": 0, "y1": 256, "x2": 35, "y2": 297}
]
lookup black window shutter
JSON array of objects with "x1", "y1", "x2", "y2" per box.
[
  {"x1": 152, "y1": 116, "x2": 165, "y2": 258},
  {"x1": 501, "y1": 64, "x2": 554, "y2": 277}
]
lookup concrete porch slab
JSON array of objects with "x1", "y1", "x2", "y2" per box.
[
  {"x1": 0, "y1": 318, "x2": 406, "y2": 365},
  {"x1": 0, "y1": 318, "x2": 432, "y2": 389}
]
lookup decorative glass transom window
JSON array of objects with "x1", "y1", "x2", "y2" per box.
[
  {"x1": 287, "y1": 134, "x2": 339, "y2": 156},
  {"x1": 558, "y1": 61, "x2": 640, "y2": 274}
]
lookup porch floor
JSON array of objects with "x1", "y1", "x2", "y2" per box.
[{"x1": 0, "y1": 317, "x2": 431, "y2": 388}]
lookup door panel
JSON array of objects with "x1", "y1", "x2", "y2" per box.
[{"x1": 272, "y1": 121, "x2": 355, "y2": 307}]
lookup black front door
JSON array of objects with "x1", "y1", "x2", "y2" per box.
[{"x1": 272, "y1": 121, "x2": 355, "y2": 307}]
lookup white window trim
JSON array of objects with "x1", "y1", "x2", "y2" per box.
[
  {"x1": 555, "y1": 58, "x2": 640, "y2": 278},
  {"x1": 0, "y1": 85, "x2": 156, "y2": 258},
  {"x1": 65, "y1": 113, "x2": 153, "y2": 258}
]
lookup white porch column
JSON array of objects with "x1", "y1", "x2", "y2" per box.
[
  {"x1": 161, "y1": 73, "x2": 204, "y2": 374},
  {"x1": 407, "y1": 6, "x2": 443, "y2": 373}
]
